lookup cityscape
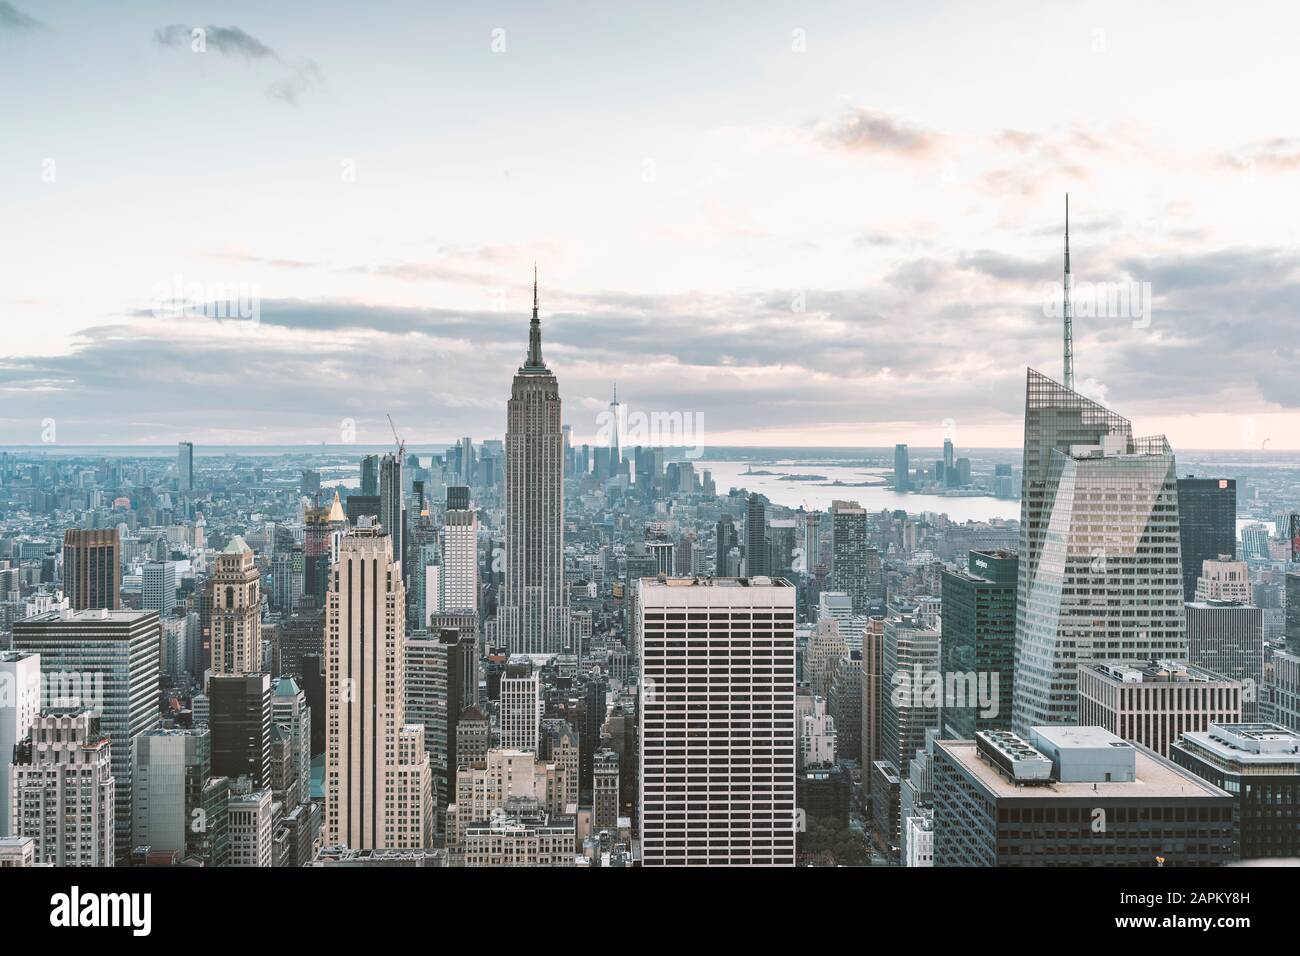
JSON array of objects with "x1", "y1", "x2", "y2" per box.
[{"x1": 0, "y1": 0, "x2": 1295, "y2": 935}]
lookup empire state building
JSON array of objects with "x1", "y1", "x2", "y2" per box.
[{"x1": 496, "y1": 270, "x2": 570, "y2": 655}]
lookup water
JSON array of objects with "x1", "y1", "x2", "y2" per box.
[{"x1": 696, "y1": 459, "x2": 1020, "y2": 522}]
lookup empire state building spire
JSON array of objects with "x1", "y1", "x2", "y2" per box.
[
  {"x1": 1062, "y1": 193, "x2": 1074, "y2": 391},
  {"x1": 525, "y1": 263, "x2": 545, "y2": 370}
]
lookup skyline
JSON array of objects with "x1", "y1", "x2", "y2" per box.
[{"x1": 2, "y1": 1, "x2": 1300, "y2": 448}]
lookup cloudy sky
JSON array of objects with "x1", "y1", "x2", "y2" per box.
[{"x1": 2, "y1": 0, "x2": 1298, "y2": 449}]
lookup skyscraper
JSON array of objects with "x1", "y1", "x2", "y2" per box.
[
  {"x1": 829, "y1": 501, "x2": 870, "y2": 612},
  {"x1": 62, "y1": 528, "x2": 121, "y2": 611},
  {"x1": 360, "y1": 454, "x2": 379, "y2": 497},
  {"x1": 380, "y1": 452, "x2": 404, "y2": 573},
  {"x1": 209, "y1": 672, "x2": 273, "y2": 787},
  {"x1": 0, "y1": 651, "x2": 40, "y2": 838},
  {"x1": 1012, "y1": 370, "x2": 1187, "y2": 734},
  {"x1": 893, "y1": 443, "x2": 909, "y2": 492},
  {"x1": 178, "y1": 440, "x2": 194, "y2": 492},
  {"x1": 440, "y1": 486, "x2": 479, "y2": 616},
  {"x1": 745, "y1": 494, "x2": 769, "y2": 577},
  {"x1": 142, "y1": 560, "x2": 176, "y2": 615},
  {"x1": 940, "y1": 550, "x2": 1017, "y2": 739},
  {"x1": 9, "y1": 710, "x2": 115, "y2": 866},
  {"x1": 1176, "y1": 477, "x2": 1238, "y2": 602},
  {"x1": 13, "y1": 608, "x2": 161, "y2": 861},
  {"x1": 210, "y1": 535, "x2": 262, "y2": 676},
  {"x1": 500, "y1": 660, "x2": 542, "y2": 753},
  {"x1": 325, "y1": 523, "x2": 432, "y2": 850},
  {"x1": 639, "y1": 577, "x2": 797, "y2": 866},
  {"x1": 497, "y1": 271, "x2": 570, "y2": 655},
  {"x1": 715, "y1": 514, "x2": 739, "y2": 577}
]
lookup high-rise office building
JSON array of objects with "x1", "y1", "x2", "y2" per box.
[
  {"x1": 934, "y1": 727, "x2": 1234, "y2": 867},
  {"x1": 379, "y1": 452, "x2": 404, "y2": 573},
  {"x1": 0, "y1": 651, "x2": 40, "y2": 837},
  {"x1": 1194, "y1": 558, "x2": 1250, "y2": 603},
  {"x1": 441, "y1": 487, "x2": 479, "y2": 616},
  {"x1": 131, "y1": 727, "x2": 213, "y2": 859},
  {"x1": 1078, "y1": 661, "x2": 1243, "y2": 757},
  {"x1": 142, "y1": 560, "x2": 176, "y2": 615},
  {"x1": 941, "y1": 549, "x2": 1017, "y2": 739},
  {"x1": 13, "y1": 608, "x2": 161, "y2": 861},
  {"x1": 497, "y1": 272, "x2": 570, "y2": 655},
  {"x1": 715, "y1": 514, "x2": 739, "y2": 577},
  {"x1": 639, "y1": 577, "x2": 797, "y2": 866},
  {"x1": 272, "y1": 676, "x2": 312, "y2": 808},
  {"x1": 829, "y1": 501, "x2": 870, "y2": 613},
  {"x1": 592, "y1": 749, "x2": 620, "y2": 831},
  {"x1": 1176, "y1": 477, "x2": 1237, "y2": 602},
  {"x1": 1171, "y1": 722, "x2": 1300, "y2": 860},
  {"x1": 177, "y1": 441, "x2": 194, "y2": 492},
  {"x1": 744, "y1": 494, "x2": 769, "y2": 577},
  {"x1": 325, "y1": 523, "x2": 432, "y2": 850},
  {"x1": 209, "y1": 673, "x2": 272, "y2": 787},
  {"x1": 1186, "y1": 600, "x2": 1264, "y2": 710},
  {"x1": 360, "y1": 454, "x2": 379, "y2": 497},
  {"x1": 1286, "y1": 572, "x2": 1300, "y2": 655},
  {"x1": 499, "y1": 660, "x2": 541, "y2": 753},
  {"x1": 9, "y1": 710, "x2": 115, "y2": 866},
  {"x1": 894, "y1": 443, "x2": 910, "y2": 492},
  {"x1": 1012, "y1": 370, "x2": 1187, "y2": 734},
  {"x1": 210, "y1": 536, "x2": 262, "y2": 676},
  {"x1": 881, "y1": 608, "x2": 941, "y2": 777},
  {"x1": 406, "y1": 621, "x2": 478, "y2": 814},
  {"x1": 62, "y1": 528, "x2": 121, "y2": 611}
]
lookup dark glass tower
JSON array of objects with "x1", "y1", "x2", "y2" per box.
[
  {"x1": 941, "y1": 549, "x2": 1017, "y2": 739},
  {"x1": 1176, "y1": 477, "x2": 1237, "y2": 602}
]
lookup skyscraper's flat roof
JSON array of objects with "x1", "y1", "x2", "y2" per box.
[
  {"x1": 936, "y1": 738, "x2": 1228, "y2": 800},
  {"x1": 19, "y1": 608, "x2": 158, "y2": 625}
]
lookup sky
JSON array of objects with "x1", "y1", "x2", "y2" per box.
[{"x1": 2, "y1": 0, "x2": 1299, "y2": 450}]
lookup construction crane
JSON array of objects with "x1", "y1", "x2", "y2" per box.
[{"x1": 386, "y1": 413, "x2": 405, "y2": 460}]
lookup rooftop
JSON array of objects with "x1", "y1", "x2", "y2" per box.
[
  {"x1": 1085, "y1": 659, "x2": 1237, "y2": 685},
  {"x1": 1178, "y1": 723, "x2": 1300, "y2": 764},
  {"x1": 938, "y1": 735, "x2": 1228, "y2": 800}
]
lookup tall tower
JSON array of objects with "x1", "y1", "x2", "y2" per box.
[
  {"x1": 639, "y1": 577, "x2": 797, "y2": 866},
  {"x1": 609, "y1": 382, "x2": 621, "y2": 467},
  {"x1": 210, "y1": 535, "x2": 262, "y2": 676},
  {"x1": 1012, "y1": 370, "x2": 1187, "y2": 733},
  {"x1": 324, "y1": 523, "x2": 432, "y2": 850},
  {"x1": 379, "y1": 452, "x2": 404, "y2": 573},
  {"x1": 1062, "y1": 194, "x2": 1074, "y2": 391},
  {"x1": 62, "y1": 528, "x2": 121, "y2": 611},
  {"x1": 497, "y1": 269, "x2": 570, "y2": 655}
]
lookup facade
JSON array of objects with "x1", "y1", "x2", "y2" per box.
[
  {"x1": 0, "y1": 651, "x2": 40, "y2": 837},
  {"x1": 940, "y1": 549, "x2": 1017, "y2": 739},
  {"x1": 405, "y1": 620, "x2": 478, "y2": 813},
  {"x1": 440, "y1": 490, "x2": 479, "y2": 617},
  {"x1": 177, "y1": 441, "x2": 194, "y2": 491},
  {"x1": 894, "y1": 443, "x2": 910, "y2": 492},
  {"x1": 829, "y1": 502, "x2": 870, "y2": 613},
  {"x1": 1194, "y1": 557, "x2": 1250, "y2": 603},
  {"x1": 1186, "y1": 601, "x2": 1264, "y2": 710},
  {"x1": 9, "y1": 710, "x2": 115, "y2": 866},
  {"x1": 142, "y1": 561, "x2": 177, "y2": 615},
  {"x1": 744, "y1": 494, "x2": 769, "y2": 577},
  {"x1": 592, "y1": 748, "x2": 620, "y2": 831},
  {"x1": 272, "y1": 676, "x2": 312, "y2": 807},
  {"x1": 445, "y1": 748, "x2": 569, "y2": 849},
  {"x1": 62, "y1": 528, "x2": 121, "y2": 611},
  {"x1": 499, "y1": 660, "x2": 541, "y2": 752},
  {"x1": 934, "y1": 727, "x2": 1235, "y2": 867},
  {"x1": 497, "y1": 275, "x2": 570, "y2": 655},
  {"x1": 1077, "y1": 660, "x2": 1243, "y2": 757},
  {"x1": 131, "y1": 727, "x2": 212, "y2": 859},
  {"x1": 227, "y1": 785, "x2": 274, "y2": 867},
  {"x1": 209, "y1": 673, "x2": 272, "y2": 787},
  {"x1": 325, "y1": 524, "x2": 432, "y2": 850},
  {"x1": 13, "y1": 608, "x2": 161, "y2": 861},
  {"x1": 1012, "y1": 370, "x2": 1187, "y2": 734},
  {"x1": 882, "y1": 609, "x2": 942, "y2": 777},
  {"x1": 1176, "y1": 477, "x2": 1237, "y2": 602},
  {"x1": 1171, "y1": 723, "x2": 1300, "y2": 860},
  {"x1": 639, "y1": 577, "x2": 797, "y2": 866},
  {"x1": 210, "y1": 536, "x2": 262, "y2": 676},
  {"x1": 462, "y1": 799, "x2": 577, "y2": 867}
]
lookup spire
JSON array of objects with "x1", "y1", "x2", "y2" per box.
[
  {"x1": 1062, "y1": 193, "x2": 1074, "y2": 391},
  {"x1": 526, "y1": 262, "x2": 545, "y2": 369}
]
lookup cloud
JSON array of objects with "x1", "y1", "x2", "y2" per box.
[
  {"x1": 152, "y1": 23, "x2": 321, "y2": 105},
  {"x1": 818, "y1": 107, "x2": 941, "y2": 158},
  {"x1": 1219, "y1": 137, "x2": 1300, "y2": 172},
  {"x1": 0, "y1": 1, "x2": 46, "y2": 31}
]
